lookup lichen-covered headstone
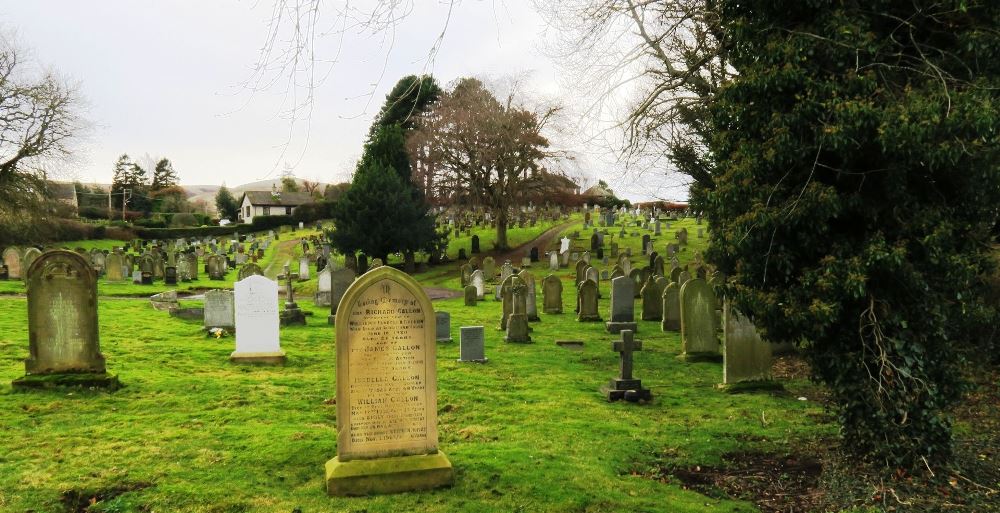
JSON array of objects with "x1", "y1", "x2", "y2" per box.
[
  {"x1": 679, "y1": 278, "x2": 719, "y2": 360},
  {"x1": 721, "y1": 300, "x2": 773, "y2": 387},
  {"x1": 3, "y1": 246, "x2": 22, "y2": 279},
  {"x1": 505, "y1": 276, "x2": 531, "y2": 343},
  {"x1": 641, "y1": 276, "x2": 662, "y2": 321},
  {"x1": 542, "y1": 274, "x2": 562, "y2": 314},
  {"x1": 13, "y1": 250, "x2": 119, "y2": 390},
  {"x1": 204, "y1": 289, "x2": 236, "y2": 331},
  {"x1": 464, "y1": 285, "x2": 478, "y2": 306},
  {"x1": 327, "y1": 268, "x2": 356, "y2": 324},
  {"x1": 577, "y1": 279, "x2": 601, "y2": 322}
]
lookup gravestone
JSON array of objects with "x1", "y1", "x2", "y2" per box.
[
  {"x1": 13, "y1": 250, "x2": 119, "y2": 390},
  {"x1": 628, "y1": 269, "x2": 643, "y2": 298},
  {"x1": 299, "y1": 257, "x2": 311, "y2": 281},
  {"x1": 3, "y1": 247, "x2": 22, "y2": 279},
  {"x1": 471, "y1": 234, "x2": 480, "y2": 254},
  {"x1": 677, "y1": 270, "x2": 691, "y2": 287},
  {"x1": 186, "y1": 253, "x2": 199, "y2": 280},
  {"x1": 586, "y1": 266, "x2": 600, "y2": 297},
  {"x1": 470, "y1": 270, "x2": 485, "y2": 299},
  {"x1": 105, "y1": 252, "x2": 125, "y2": 281},
  {"x1": 641, "y1": 234, "x2": 650, "y2": 255},
  {"x1": 132, "y1": 270, "x2": 142, "y2": 284},
  {"x1": 640, "y1": 276, "x2": 662, "y2": 321},
  {"x1": 679, "y1": 278, "x2": 719, "y2": 360},
  {"x1": 238, "y1": 262, "x2": 264, "y2": 281},
  {"x1": 231, "y1": 275, "x2": 285, "y2": 364},
  {"x1": 435, "y1": 312, "x2": 453, "y2": 343},
  {"x1": 482, "y1": 256, "x2": 496, "y2": 282},
  {"x1": 576, "y1": 279, "x2": 601, "y2": 322},
  {"x1": 207, "y1": 255, "x2": 226, "y2": 280},
  {"x1": 464, "y1": 285, "x2": 477, "y2": 306},
  {"x1": 457, "y1": 326, "x2": 487, "y2": 363},
  {"x1": 460, "y1": 264, "x2": 474, "y2": 287},
  {"x1": 520, "y1": 271, "x2": 539, "y2": 321},
  {"x1": 21, "y1": 248, "x2": 42, "y2": 280},
  {"x1": 327, "y1": 268, "x2": 357, "y2": 324},
  {"x1": 315, "y1": 267, "x2": 332, "y2": 307},
  {"x1": 505, "y1": 276, "x2": 531, "y2": 343},
  {"x1": 498, "y1": 275, "x2": 514, "y2": 330},
  {"x1": 278, "y1": 264, "x2": 306, "y2": 326},
  {"x1": 549, "y1": 251, "x2": 559, "y2": 271},
  {"x1": 204, "y1": 289, "x2": 236, "y2": 331},
  {"x1": 530, "y1": 247, "x2": 539, "y2": 262},
  {"x1": 721, "y1": 300, "x2": 774, "y2": 388},
  {"x1": 601, "y1": 330, "x2": 652, "y2": 402},
  {"x1": 326, "y1": 266, "x2": 452, "y2": 495},
  {"x1": 575, "y1": 259, "x2": 588, "y2": 285},
  {"x1": 606, "y1": 276, "x2": 638, "y2": 334},
  {"x1": 542, "y1": 274, "x2": 562, "y2": 314}
]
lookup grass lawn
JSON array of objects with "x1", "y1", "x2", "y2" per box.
[{"x1": 0, "y1": 214, "x2": 994, "y2": 512}]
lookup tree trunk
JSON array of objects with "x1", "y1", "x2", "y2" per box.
[
  {"x1": 496, "y1": 211, "x2": 509, "y2": 250},
  {"x1": 404, "y1": 251, "x2": 415, "y2": 274}
]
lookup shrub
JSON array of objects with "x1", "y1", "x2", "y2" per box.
[
  {"x1": 170, "y1": 213, "x2": 199, "y2": 227},
  {"x1": 292, "y1": 201, "x2": 336, "y2": 223},
  {"x1": 249, "y1": 215, "x2": 294, "y2": 231}
]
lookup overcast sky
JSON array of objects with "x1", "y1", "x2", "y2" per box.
[{"x1": 1, "y1": 1, "x2": 684, "y2": 201}]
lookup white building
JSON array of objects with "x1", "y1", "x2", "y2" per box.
[{"x1": 238, "y1": 189, "x2": 314, "y2": 224}]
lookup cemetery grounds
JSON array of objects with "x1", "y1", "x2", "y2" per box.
[{"x1": 0, "y1": 216, "x2": 997, "y2": 513}]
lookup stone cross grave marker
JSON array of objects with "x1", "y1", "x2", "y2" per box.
[
  {"x1": 601, "y1": 330, "x2": 652, "y2": 402},
  {"x1": 277, "y1": 263, "x2": 306, "y2": 326},
  {"x1": 326, "y1": 266, "x2": 453, "y2": 495}
]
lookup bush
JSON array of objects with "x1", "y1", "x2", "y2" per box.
[
  {"x1": 292, "y1": 201, "x2": 336, "y2": 223},
  {"x1": 249, "y1": 215, "x2": 294, "y2": 231},
  {"x1": 79, "y1": 206, "x2": 111, "y2": 220},
  {"x1": 170, "y1": 213, "x2": 199, "y2": 227},
  {"x1": 134, "y1": 226, "x2": 242, "y2": 240}
]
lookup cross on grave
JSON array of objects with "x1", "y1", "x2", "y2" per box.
[
  {"x1": 602, "y1": 330, "x2": 652, "y2": 402},
  {"x1": 277, "y1": 263, "x2": 307, "y2": 326},
  {"x1": 277, "y1": 264, "x2": 299, "y2": 307}
]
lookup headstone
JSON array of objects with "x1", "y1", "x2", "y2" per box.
[
  {"x1": 481, "y1": 257, "x2": 496, "y2": 282},
  {"x1": 576, "y1": 279, "x2": 601, "y2": 322},
  {"x1": 679, "y1": 278, "x2": 719, "y2": 360},
  {"x1": 13, "y1": 250, "x2": 119, "y2": 390},
  {"x1": 505, "y1": 276, "x2": 531, "y2": 343},
  {"x1": 2, "y1": 246, "x2": 22, "y2": 279},
  {"x1": 436, "y1": 312, "x2": 453, "y2": 343},
  {"x1": 640, "y1": 276, "x2": 662, "y2": 321},
  {"x1": 559, "y1": 237, "x2": 570, "y2": 254},
  {"x1": 299, "y1": 257, "x2": 311, "y2": 281},
  {"x1": 470, "y1": 270, "x2": 485, "y2": 299},
  {"x1": 601, "y1": 330, "x2": 652, "y2": 402},
  {"x1": 315, "y1": 267, "x2": 332, "y2": 307},
  {"x1": 326, "y1": 266, "x2": 453, "y2": 496},
  {"x1": 471, "y1": 234, "x2": 480, "y2": 254},
  {"x1": 277, "y1": 264, "x2": 306, "y2": 326},
  {"x1": 575, "y1": 259, "x2": 588, "y2": 285},
  {"x1": 21, "y1": 248, "x2": 41, "y2": 280},
  {"x1": 606, "y1": 276, "x2": 638, "y2": 334},
  {"x1": 549, "y1": 251, "x2": 559, "y2": 271},
  {"x1": 457, "y1": 326, "x2": 487, "y2": 363},
  {"x1": 520, "y1": 271, "x2": 539, "y2": 321},
  {"x1": 238, "y1": 262, "x2": 264, "y2": 281},
  {"x1": 105, "y1": 252, "x2": 124, "y2": 281},
  {"x1": 542, "y1": 274, "x2": 562, "y2": 314},
  {"x1": 207, "y1": 255, "x2": 226, "y2": 280},
  {"x1": 464, "y1": 285, "x2": 478, "y2": 306},
  {"x1": 327, "y1": 268, "x2": 357, "y2": 324},
  {"x1": 529, "y1": 246, "x2": 539, "y2": 262},
  {"x1": 722, "y1": 300, "x2": 773, "y2": 386},
  {"x1": 231, "y1": 275, "x2": 285, "y2": 364},
  {"x1": 641, "y1": 234, "x2": 650, "y2": 255},
  {"x1": 204, "y1": 289, "x2": 236, "y2": 331}
]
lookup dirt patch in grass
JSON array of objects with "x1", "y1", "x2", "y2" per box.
[
  {"x1": 59, "y1": 481, "x2": 153, "y2": 513},
  {"x1": 653, "y1": 452, "x2": 825, "y2": 513}
]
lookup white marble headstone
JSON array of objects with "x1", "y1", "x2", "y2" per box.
[{"x1": 233, "y1": 275, "x2": 282, "y2": 355}]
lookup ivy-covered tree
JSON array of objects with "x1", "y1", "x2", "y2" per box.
[
  {"x1": 151, "y1": 158, "x2": 179, "y2": 191},
  {"x1": 701, "y1": 0, "x2": 1000, "y2": 470},
  {"x1": 215, "y1": 185, "x2": 239, "y2": 221}
]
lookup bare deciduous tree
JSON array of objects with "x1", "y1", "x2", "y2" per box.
[
  {"x1": 408, "y1": 77, "x2": 565, "y2": 250},
  {"x1": 538, "y1": 0, "x2": 732, "y2": 190}
]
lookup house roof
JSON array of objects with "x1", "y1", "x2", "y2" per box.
[
  {"x1": 242, "y1": 191, "x2": 314, "y2": 206},
  {"x1": 582, "y1": 183, "x2": 614, "y2": 197}
]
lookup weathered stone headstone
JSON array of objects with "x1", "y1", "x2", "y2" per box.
[
  {"x1": 458, "y1": 326, "x2": 487, "y2": 363},
  {"x1": 721, "y1": 300, "x2": 773, "y2": 387},
  {"x1": 13, "y1": 250, "x2": 119, "y2": 390},
  {"x1": 21, "y1": 248, "x2": 41, "y2": 281},
  {"x1": 549, "y1": 251, "x2": 559, "y2": 271},
  {"x1": 471, "y1": 234, "x2": 480, "y2": 254},
  {"x1": 520, "y1": 271, "x2": 539, "y2": 321},
  {"x1": 640, "y1": 276, "x2": 662, "y2": 321},
  {"x1": 577, "y1": 279, "x2": 601, "y2": 322},
  {"x1": 299, "y1": 256, "x2": 311, "y2": 281},
  {"x1": 204, "y1": 289, "x2": 236, "y2": 331},
  {"x1": 326, "y1": 266, "x2": 452, "y2": 495},
  {"x1": 606, "y1": 276, "x2": 638, "y2": 334},
  {"x1": 529, "y1": 246, "x2": 539, "y2": 262},
  {"x1": 542, "y1": 274, "x2": 562, "y2": 314},
  {"x1": 464, "y1": 285, "x2": 477, "y2": 306},
  {"x1": 679, "y1": 278, "x2": 719, "y2": 360},
  {"x1": 505, "y1": 276, "x2": 531, "y2": 343},
  {"x1": 238, "y1": 262, "x2": 264, "y2": 281},
  {"x1": 470, "y1": 270, "x2": 485, "y2": 300},
  {"x1": 327, "y1": 268, "x2": 357, "y2": 324},
  {"x1": 315, "y1": 267, "x2": 332, "y2": 306},
  {"x1": 3, "y1": 246, "x2": 22, "y2": 279},
  {"x1": 601, "y1": 330, "x2": 651, "y2": 402},
  {"x1": 435, "y1": 311, "x2": 453, "y2": 343},
  {"x1": 232, "y1": 275, "x2": 285, "y2": 364},
  {"x1": 481, "y1": 256, "x2": 496, "y2": 282},
  {"x1": 207, "y1": 255, "x2": 226, "y2": 280},
  {"x1": 105, "y1": 252, "x2": 124, "y2": 281},
  {"x1": 575, "y1": 259, "x2": 588, "y2": 285}
]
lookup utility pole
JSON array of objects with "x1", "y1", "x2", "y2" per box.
[
  {"x1": 122, "y1": 189, "x2": 131, "y2": 222},
  {"x1": 108, "y1": 187, "x2": 113, "y2": 221}
]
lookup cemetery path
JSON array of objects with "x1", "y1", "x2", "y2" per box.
[{"x1": 491, "y1": 221, "x2": 575, "y2": 264}]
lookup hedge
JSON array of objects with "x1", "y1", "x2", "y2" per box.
[{"x1": 134, "y1": 226, "x2": 242, "y2": 240}]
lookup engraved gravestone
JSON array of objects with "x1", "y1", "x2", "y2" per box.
[
  {"x1": 458, "y1": 326, "x2": 487, "y2": 363},
  {"x1": 327, "y1": 266, "x2": 452, "y2": 496},
  {"x1": 679, "y1": 278, "x2": 719, "y2": 360},
  {"x1": 722, "y1": 300, "x2": 773, "y2": 387},
  {"x1": 21, "y1": 248, "x2": 41, "y2": 280},
  {"x1": 105, "y1": 252, "x2": 124, "y2": 281},
  {"x1": 231, "y1": 275, "x2": 285, "y2": 364},
  {"x1": 3, "y1": 246, "x2": 22, "y2": 279},
  {"x1": 204, "y1": 289, "x2": 236, "y2": 331},
  {"x1": 238, "y1": 262, "x2": 264, "y2": 281},
  {"x1": 606, "y1": 276, "x2": 638, "y2": 334},
  {"x1": 315, "y1": 267, "x2": 332, "y2": 307},
  {"x1": 470, "y1": 270, "x2": 485, "y2": 299},
  {"x1": 327, "y1": 268, "x2": 356, "y2": 324},
  {"x1": 13, "y1": 250, "x2": 119, "y2": 389},
  {"x1": 542, "y1": 274, "x2": 562, "y2": 314},
  {"x1": 436, "y1": 312, "x2": 453, "y2": 343}
]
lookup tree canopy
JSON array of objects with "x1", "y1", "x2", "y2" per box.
[{"x1": 701, "y1": 0, "x2": 1000, "y2": 470}]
